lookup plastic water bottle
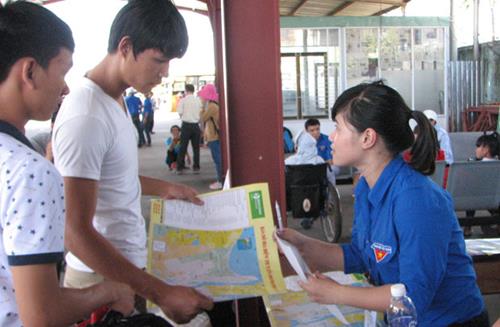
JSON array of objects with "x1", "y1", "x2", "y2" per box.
[{"x1": 386, "y1": 284, "x2": 418, "y2": 327}]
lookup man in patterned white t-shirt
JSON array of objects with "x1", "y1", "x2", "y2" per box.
[{"x1": 0, "y1": 2, "x2": 134, "y2": 326}]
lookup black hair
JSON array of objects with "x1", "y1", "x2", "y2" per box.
[
  {"x1": 413, "y1": 120, "x2": 440, "y2": 154},
  {"x1": 476, "y1": 132, "x2": 500, "y2": 158},
  {"x1": 0, "y1": 1, "x2": 74, "y2": 82},
  {"x1": 304, "y1": 118, "x2": 320, "y2": 130},
  {"x1": 51, "y1": 109, "x2": 59, "y2": 124},
  {"x1": 185, "y1": 84, "x2": 195, "y2": 93},
  {"x1": 108, "y1": 0, "x2": 188, "y2": 59},
  {"x1": 331, "y1": 81, "x2": 437, "y2": 175},
  {"x1": 408, "y1": 111, "x2": 438, "y2": 173},
  {"x1": 170, "y1": 125, "x2": 180, "y2": 132}
]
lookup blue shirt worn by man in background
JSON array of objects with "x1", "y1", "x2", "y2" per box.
[
  {"x1": 304, "y1": 118, "x2": 332, "y2": 162},
  {"x1": 125, "y1": 93, "x2": 142, "y2": 117},
  {"x1": 316, "y1": 133, "x2": 332, "y2": 162},
  {"x1": 143, "y1": 98, "x2": 153, "y2": 116},
  {"x1": 125, "y1": 91, "x2": 145, "y2": 147}
]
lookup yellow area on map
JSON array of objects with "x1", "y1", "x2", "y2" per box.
[
  {"x1": 147, "y1": 183, "x2": 286, "y2": 302},
  {"x1": 264, "y1": 273, "x2": 382, "y2": 327},
  {"x1": 265, "y1": 291, "x2": 368, "y2": 327}
]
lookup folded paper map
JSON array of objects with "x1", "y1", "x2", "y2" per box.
[
  {"x1": 147, "y1": 183, "x2": 286, "y2": 301},
  {"x1": 264, "y1": 272, "x2": 381, "y2": 327}
]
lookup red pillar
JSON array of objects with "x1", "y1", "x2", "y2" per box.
[
  {"x1": 205, "y1": 0, "x2": 286, "y2": 226},
  {"x1": 206, "y1": 1, "x2": 286, "y2": 326},
  {"x1": 221, "y1": 0, "x2": 286, "y2": 225}
]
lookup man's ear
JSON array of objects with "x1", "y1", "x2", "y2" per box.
[
  {"x1": 360, "y1": 128, "x2": 377, "y2": 149},
  {"x1": 117, "y1": 36, "x2": 133, "y2": 58},
  {"x1": 20, "y1": 58, "x2": 38, "y2": 90}
]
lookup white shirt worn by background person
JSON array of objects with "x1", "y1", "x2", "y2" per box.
[
  {"x1": 435, "y1": 125, "x2": 454, "y2": 164},
  {"x1": 53, "y1": 77, "x2": 146, "y2": 272},
  {"x1": 177, "y1": 94, "x2": 201, "y2": 123},
  {"x1": 285, "y1": 131, "x2": 325, "y2": 165},
  {"x1": 0, "y1": 134, "x2": 65, "y2": 326}
]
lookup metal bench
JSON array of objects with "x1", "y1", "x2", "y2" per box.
[
  {"x1": 429, "y1": 160, "x2": 447, "y2": 187},
  {"x1": 446, "y1": 160, "x2": 500, "y2": 227},
  {"x1": 449, "y1": 132, "x2": 483, "y2": 161}
]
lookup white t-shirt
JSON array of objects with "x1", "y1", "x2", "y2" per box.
[
  {"x1": 435, "y1": 125, "x2": 454, "y2": 164},
  {"x1": 177, "y1": 94, "x2": 201, "y2": 123},
  {"x1": 53, "y1": 77, "x2": 146, "y2": 272},
  {"x1": 285, "y1": 132, "x2": 324, "y2": 165},
  {"x1": 0, "y1": 134, "x2": 65, "y2": 327}
]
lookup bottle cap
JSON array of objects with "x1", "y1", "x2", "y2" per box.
[{"x1": 391, "y1": 284, "x2": 406, "y2": 297}]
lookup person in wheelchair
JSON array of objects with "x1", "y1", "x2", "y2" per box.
[
  {"x1": 304, "y1": 118, "x2": 340, "y2": 186},
  {"x1": 284, "y1": 132, "x2": 343, "y2": 242},
  {"x1": 285, "y1": 132, "x2": 325, "y2": 230},
  {"x1": 285, "y1": 130, "x2": 324, "y2": 166}
]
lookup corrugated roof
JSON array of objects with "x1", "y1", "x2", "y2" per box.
[
  {"x1": 11, "y1": 0, "x2": 410, "y2": 17},
  {"x1": 279, "y1": 0, "x2": 410, "y2": 17}
]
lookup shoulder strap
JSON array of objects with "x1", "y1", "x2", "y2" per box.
[
  {"x1": 210, "y1": 117, "x2": 219, "y2": 135},
  {"x1": 0, "y1": 120, "x2": 35, "y2": 150}
]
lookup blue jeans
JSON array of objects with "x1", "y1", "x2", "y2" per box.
[{"x1": 207, "y1": 140, "x2": 221, "y2": 182}]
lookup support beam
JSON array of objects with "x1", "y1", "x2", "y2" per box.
[
  {"x1": 219, "y1": 3, "x2": 285, "y2": 325},
  {"x1": 40, "y1": 0, "x2": 66, "y2": 5},
  {"x1": 351, "y1": 0, "x2": 408, "y2": 4},
  {"x1": 205, "y1": 0, "x2": 230, "y2": 183},
  {"x1": 222, "y1": 0, "x2": 286, "y2": 223},
  {"x1": 289, "y1": 0, "x2": 309, "y2": 16},
  {"x1": 327, "y1": 1, "x2": 353, "y2": 16},
  {"x1": 176, "y1": 6, "x2": 208, "y2": 16},
  {"x1": 371, "y1": 4, "x2": 399, "y2": 16}
]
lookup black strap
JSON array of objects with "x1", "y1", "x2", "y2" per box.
[
  {"x1": 90, "y1": 310, "x2": 173, "y2": 327},
  {"x1": 210, "y1": 117, "x2": 219, "y2": 135},
  {"x1": 0, "y1": 120, "x2": 35, "y2": 150}
]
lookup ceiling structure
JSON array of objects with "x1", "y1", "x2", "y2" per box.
[
  {"x1": 279, "y1": 0, "x2": 410, "y2": 17},
  {"x1": 9, "y1": 0, "x2": 410, "y2": 17}
]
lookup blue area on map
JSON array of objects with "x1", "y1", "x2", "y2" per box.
[
  {"x1": 288, "y1": 318, "x2": 365, "y2": 327},
  {"x1": 227, "y1": 227, "x2": 262, "y2": 283},
  {"x1": 158, "y1": 226, "x2": 263, "y2": 299}
]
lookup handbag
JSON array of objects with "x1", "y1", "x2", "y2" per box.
[{"x1": 83, "y1": 310, "x2": 173, "y2": 327}]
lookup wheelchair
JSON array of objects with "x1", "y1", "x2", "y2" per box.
[{"x1": 285, "y1": 163, "x2": 343, "y2": 243}]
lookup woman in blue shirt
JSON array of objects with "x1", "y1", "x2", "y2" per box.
[{"x1": 278, "y1": 81, "x2": 487, "y2": 326}]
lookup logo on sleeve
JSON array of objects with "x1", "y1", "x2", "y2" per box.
[{"x1": 371, "y1": 242, "x2": 392, "y2": 263}]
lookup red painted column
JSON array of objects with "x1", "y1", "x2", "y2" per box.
[
  {"x1": 209, "y1": 1, "x2": 286, "y2": 325},
  {"x1": 222, "y1": 0, "x2": 286, "y2": 226}
]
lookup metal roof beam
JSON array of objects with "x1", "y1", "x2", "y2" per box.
[
  {"x1": 289, "y1": 0, "x2": 309, "y2": 16},
  {"x1": 327, "y1": 1, "x2": 353, "y2": 16},
  {"x1": 40, "y1": 0, "x2": 66, "y2": 5},
  {"x1": 371, "y1": 4, "x2": 399, "y2": 16},
  {"x1": 351, "y1": 0, "x2": 405, "y2": 4},
  {"x1": 176, "y1": 5, "x2": 209, "y2": 16}
]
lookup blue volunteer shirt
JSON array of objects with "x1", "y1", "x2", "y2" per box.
[
  {"x1": 143, "y1": 98, "x2": 153, "y2": 115},
  {"x1": 316, "y1": 133, "x2": 332, "y2": 161},
  {"x1": 341, "y1": 156, "x2": 484, "y2": 326},
  {"x1": 125, "y1": 95, "x2": 142, "y2": 117}
]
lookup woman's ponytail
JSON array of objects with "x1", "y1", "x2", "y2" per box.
[{"x1": 409, "y1": 111, "x2": 438, "y2": 175}]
